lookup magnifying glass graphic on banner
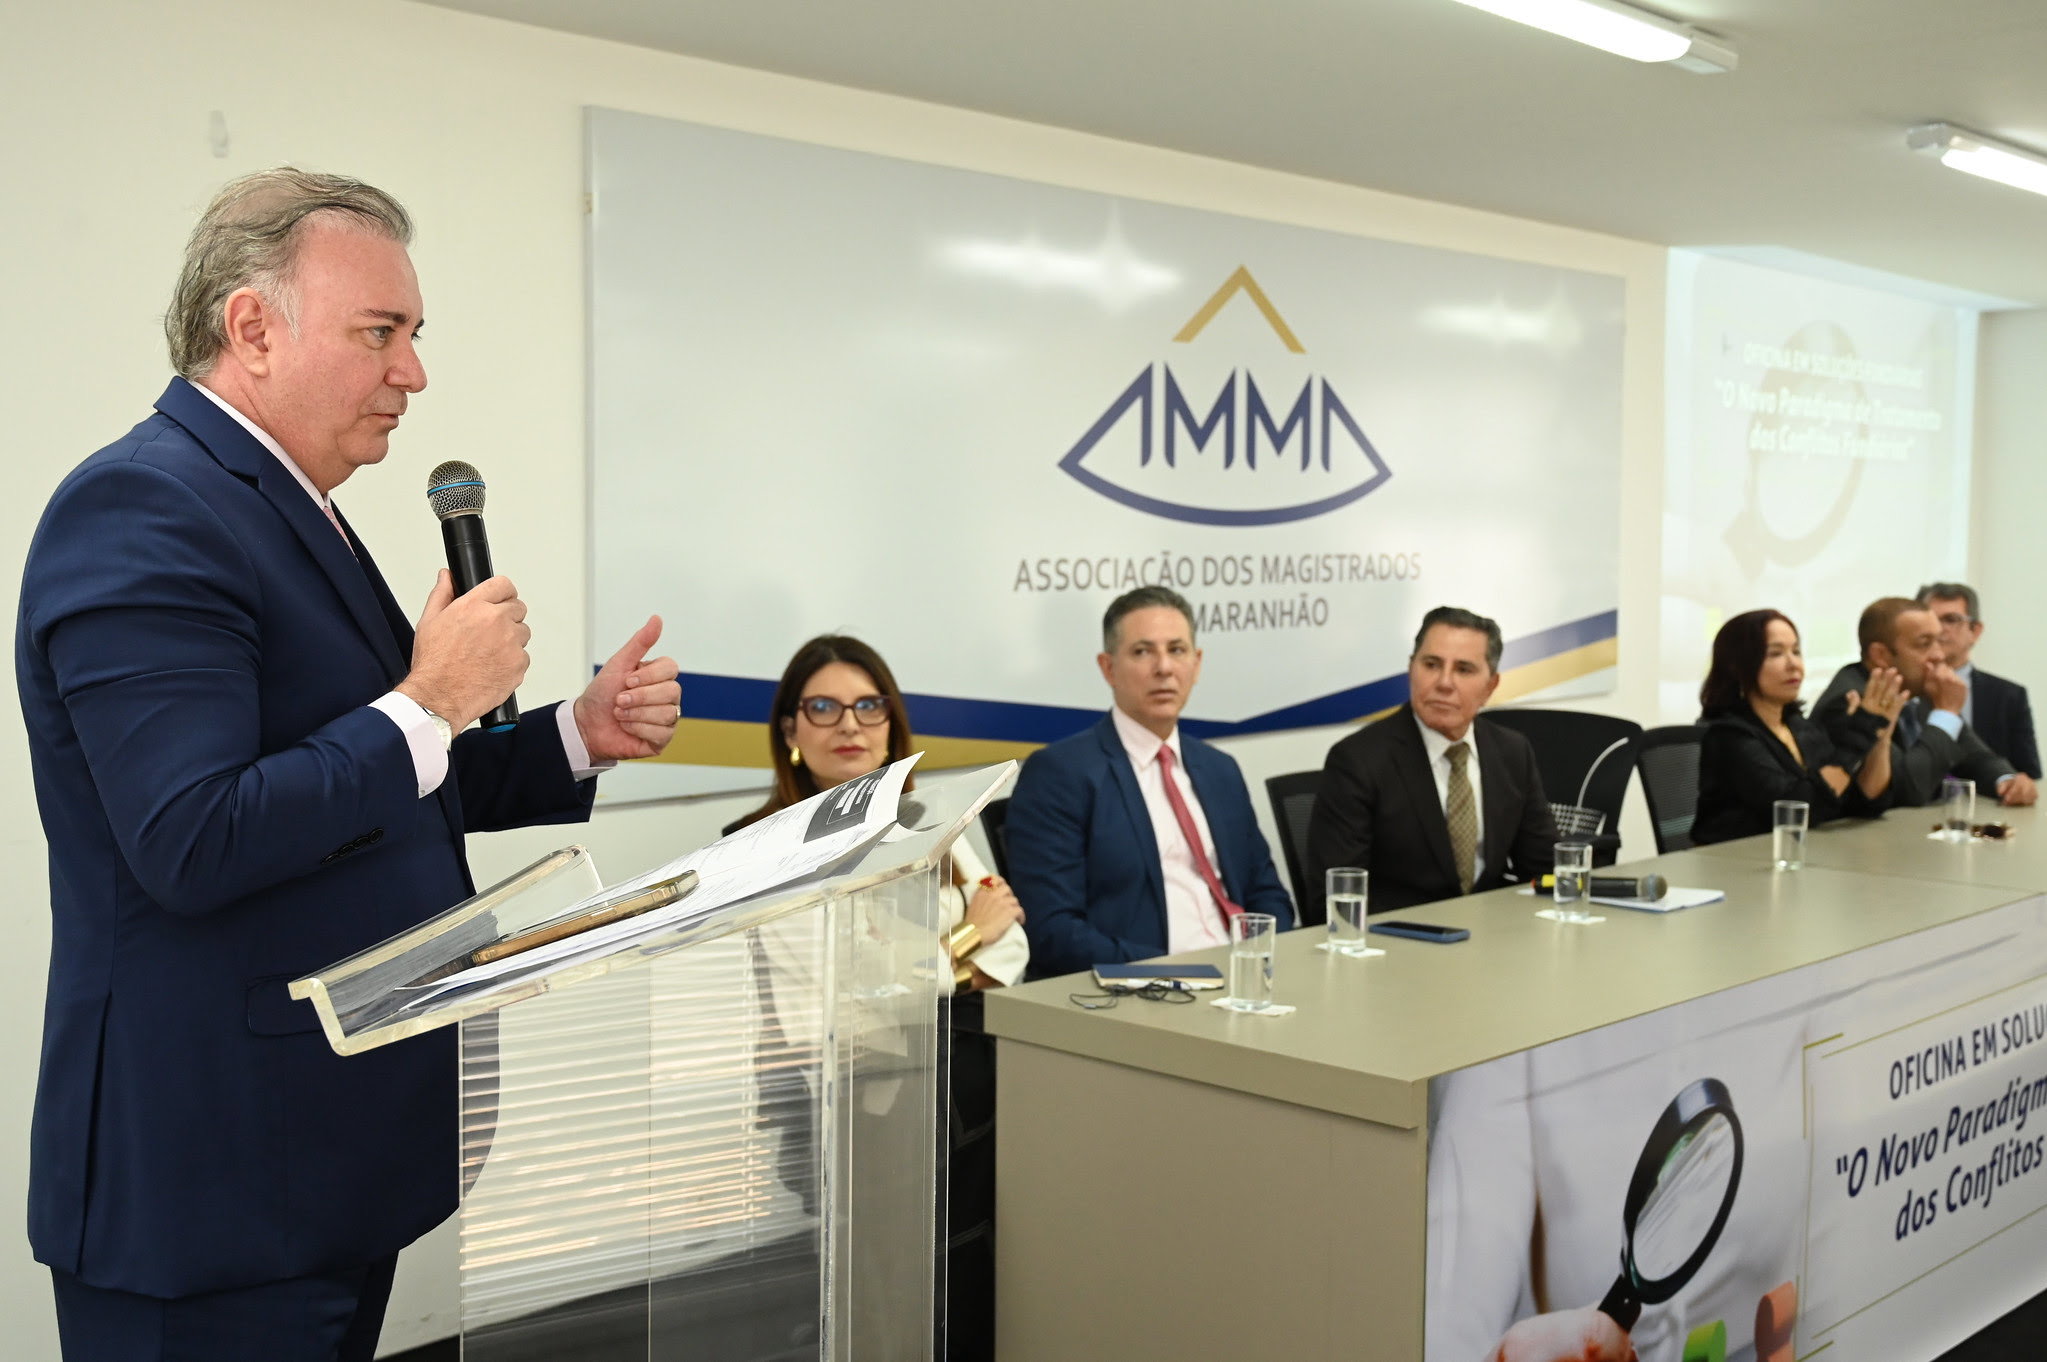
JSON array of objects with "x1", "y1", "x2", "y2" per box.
[{"x1": 1597, "y1": 1077, "x2": 1745, "y2": 1331}]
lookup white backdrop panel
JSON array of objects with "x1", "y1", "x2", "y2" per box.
[
  {"x1": 1660, "y1": 251, "x2": 1976, "y2": 722},
  {"x1": 588, "y1": 108, "x2": 1624, "y2": 790}
]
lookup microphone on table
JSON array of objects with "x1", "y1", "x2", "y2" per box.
[
  {"x1": 425, "y1": 459, "x2": 519, "y2": 732},
  {"x1": 1536, "y1": 872, "x2": 1670, "y2": 901},
  {"x1": 1593, "y1": 873, "x2": 1668, "y2": 901}
]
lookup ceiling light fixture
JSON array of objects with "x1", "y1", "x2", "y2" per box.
[
  {"x1": 1445, "y1": 0, "x2": 1736, "y2": 72},
  {"x1": 1907, "y1": 123, "x2": 2047, "y2": 199}
]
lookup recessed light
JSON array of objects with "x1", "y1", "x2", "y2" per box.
[
  {"x1": 1445, "y1": 0, "x2": 1737, "y2": 73},
  {"x1": 1907, "y1": 123, "x2": 2047, "y2": 199}
]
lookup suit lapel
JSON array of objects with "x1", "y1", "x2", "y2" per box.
[
  {"x1": 1754, "y1": 711, "x2": 1807, "y2": 777},
  {"x1": 155, "y1": 379, "x2": 409, "y2": 684},
  {"x1": 1475, "y1": 722, "x2": 1515, "y2": 879},
  {"x1": 1973, "y1": 672, "x2": 2001, "y2": 746},
  {"x1": 1392, "y1": 707, "x2": 1461, "y2": 886},
  {"x1": 337, "y1": 507, "x2": 417, "y2": 663},
  {"x1": 1095, "y1": 718, "x2": 1165, "y2": 920},
  {"x1": 1181, "y1": 739, "x2": 1234, "y2": 892}
]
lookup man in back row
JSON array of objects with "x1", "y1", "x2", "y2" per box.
[
  {"x1": 1006, "y1": 586, "x2": 1294, "y2": 978},
  {"x1": 1307, "y1": 606, "x2": 1558, "y2": 917},
  {"x1": 1916, "y1": 582, "x2": 2040, "y2": 779},
  {"x1": 1816, "y1": 596, "x2": 2037, "y2": 808}
]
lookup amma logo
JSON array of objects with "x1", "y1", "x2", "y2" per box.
[{"x1": 1058, "y1": 267, "x2": 1392, "y2": 527}]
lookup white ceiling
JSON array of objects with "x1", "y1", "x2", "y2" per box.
[{"x1": 422, "y1": 0, "x2": 2047, "y2": 305}]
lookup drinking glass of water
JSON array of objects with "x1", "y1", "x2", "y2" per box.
[
  {"x1": 1324, "y1": 867, "x2": 1370, "y2": 956},
  {"x1": 1942, "y1": 777, "x2": 1975, "y2": 842},
  {"x1": 1226, "y1": 912, "x2": 1278, "y2": 1012},
  {"x1": 1773, "y1": 800, "x2": 1809, "y2": 870},
  {"x1": 1552, "y1": 842, "x2": 1595, "y2": 924}
]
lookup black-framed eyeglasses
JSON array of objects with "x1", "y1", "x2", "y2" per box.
[{"x1": 797, "y1": 695, "x2": 890, "y2": 728}]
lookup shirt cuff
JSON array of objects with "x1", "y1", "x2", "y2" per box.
[
  {"x1": 556, "y1": 701, "x2": 616, "y2": 782},
  {"x1": 1998, "y1": 772, "x2": 2016, "y2": 790},
  {"x1": 1927, "y1": 709, "x2": 1964, "y2": 741},
  {"x1": 370, "y1": 692, "x2": 449, "y2": 798}
]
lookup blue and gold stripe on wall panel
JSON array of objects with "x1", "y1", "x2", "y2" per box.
[{"x1": 644, "y1": 611, "x2": 1618, "y2": 770}]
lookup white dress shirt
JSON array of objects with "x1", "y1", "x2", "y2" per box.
[
  {"x1": 193, "y1": 383, "x2": 608, "y2": 797},
  {"x1": 1958, "y1": 661, "x2": 1976, "y2": 731},
  {"x1": 1415, "y1": 712, "x2": 1485, "y2": 888},
  {"x1": 1111, "y1": 704, "x2": 1231, "y2": 954}
]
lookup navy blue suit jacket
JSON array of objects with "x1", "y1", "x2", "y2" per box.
[
  {"x1": 17, "y1": 379, "x2": 595, "y2": 1297},
  {"x1": 1973, "y1": 667, "x2": 2042, "y2": 780},
  {"x1": 1005, "y1": 714, "x2": 1294, "y2": 978}
]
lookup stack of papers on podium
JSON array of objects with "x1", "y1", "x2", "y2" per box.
[{"x1": 414, "y1": 753, "x2": 923, "y2": 998}]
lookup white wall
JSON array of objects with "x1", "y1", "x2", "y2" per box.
[
  {"x1": 1, "y1": 0, "x2": 1667, "y2": 1352},
  {"x1": 1973, "y1": 308, "x2": 2047, "y2": 703}
]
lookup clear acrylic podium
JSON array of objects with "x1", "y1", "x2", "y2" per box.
[{"x1": 291, "y1": 763, "x2": 1014, "y2": 1360}]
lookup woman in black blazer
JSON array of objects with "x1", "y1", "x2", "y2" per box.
[{"x1": 1692, "y1": 609, "x2": 1907, "y2": 844}]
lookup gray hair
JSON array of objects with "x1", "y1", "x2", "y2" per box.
[
  {"x1": 1102, "y1": 585, "x2": 1196, "y2": 651},
  {"x1": 1916, "y1": 581, "x2": 1981, "y2": 623},
  {"x1": 166, "y1": 168, "x2": 414, "y2": 379},
  {"x1": 1412, "y1": 605, "x2": 1504, "y2": 673}
]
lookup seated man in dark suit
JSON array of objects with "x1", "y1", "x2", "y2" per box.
[
  {"x1": 1306, "y1": 606, "x2": 1558, "y2": 917},
  {"x1": 1815, "y1": 596, "x2": 2038, "y2": 808},
  {"x1": 1005, "y1": 585, "x2": 1294, "y2": 978},
  {"x1": 1917, "y1": 582, "x2": 2041, "y2": 779}
]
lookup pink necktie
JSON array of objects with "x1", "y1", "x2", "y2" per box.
[
  {"x1": 1155, "y1": 743, "x2": 1244, "y2": 933},
  {"x1": 320, "y1": 499, "x2": 355, "y2": 556}
]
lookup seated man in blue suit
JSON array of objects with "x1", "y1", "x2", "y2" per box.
[
  {"x1": 1006, "y1": 585, "x2": 1294, "y2": 978},
  {"x1": 17, "y1": 169, "x2": 684, "y2": 1361}
]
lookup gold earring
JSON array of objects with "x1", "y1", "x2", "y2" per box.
[{"x1": 789, "y1": 746, "x2": 803, "y2": 768}]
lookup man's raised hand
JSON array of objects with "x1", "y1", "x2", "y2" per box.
[{"x1": 574, "y1": 615, "x2": 682, "y2": 762}]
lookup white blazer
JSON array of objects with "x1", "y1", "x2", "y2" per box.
[{"x1": 940, "y1": 823, "x2": 1030, "y2": 990}]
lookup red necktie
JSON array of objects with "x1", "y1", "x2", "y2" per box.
[{"x1": 1156, "y1": 743, "x2": 1244, "y2": 932}]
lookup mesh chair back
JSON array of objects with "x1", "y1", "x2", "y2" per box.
[
  {"x1": 1263, "y1": 770, "x2": 1325, "y2": 926},
  {"x1": 1637, "y1": 726, "x2": 1705, "y2": 853},
  {"x1": 1550, "y1": 803, "x2": 1607, "y2": 837},
  {"x1": 980, "y1": 797, "x2": 1011, "y2": 880}
]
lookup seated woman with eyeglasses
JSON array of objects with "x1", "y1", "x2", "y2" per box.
[
  {"x1": 1692, "y1": 609, "x2": 1905, "y2": 845},
  {"x1": 726, "y1": 634, "x2": 1026, "y2": 989},
  {"x1": 727, "y1": 634, "x2": 1020, "y2": 1361}
]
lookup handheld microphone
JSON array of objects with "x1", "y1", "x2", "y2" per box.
[
  {"x1": 425, "y1": 460, "x2": 519, "y2": 732},
  {"x1": 1592, "y1": 873, "x2": 1668, "y2": 901}
]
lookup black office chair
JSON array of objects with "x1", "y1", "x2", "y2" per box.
[
  {"x1": 1263, "y1": 770, "x2": 1325, "y2": 926},
  {"x1": 979, "y1": 796, "x2": 1011, "y2": 880},
  {"x1": 1637, "y1": 725, "x2": 1706, "y2": 854},
  {"x1": 1480, "y1": 708, "x2": 1643, "y2": 867}
]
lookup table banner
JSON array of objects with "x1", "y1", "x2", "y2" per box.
[{"x1": 1427, "y1": 895, "x2": 2047, "y2": 1362}]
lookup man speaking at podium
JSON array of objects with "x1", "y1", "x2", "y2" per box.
[{"x1": 16, "y1": 170, "x2": 682, "y2": 1360}]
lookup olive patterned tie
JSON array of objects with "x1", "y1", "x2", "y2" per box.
[{"x1": 1446, "y1": 741, "x2": 1477, "y2": 896}]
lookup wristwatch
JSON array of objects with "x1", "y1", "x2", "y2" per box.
[{"x1": 421, "y1": 707, "x2": 454, "y2": 752}]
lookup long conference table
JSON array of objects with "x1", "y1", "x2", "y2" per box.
[{"x1": 985, "y1": 805, "x2": 2047, "y2": 1361}]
